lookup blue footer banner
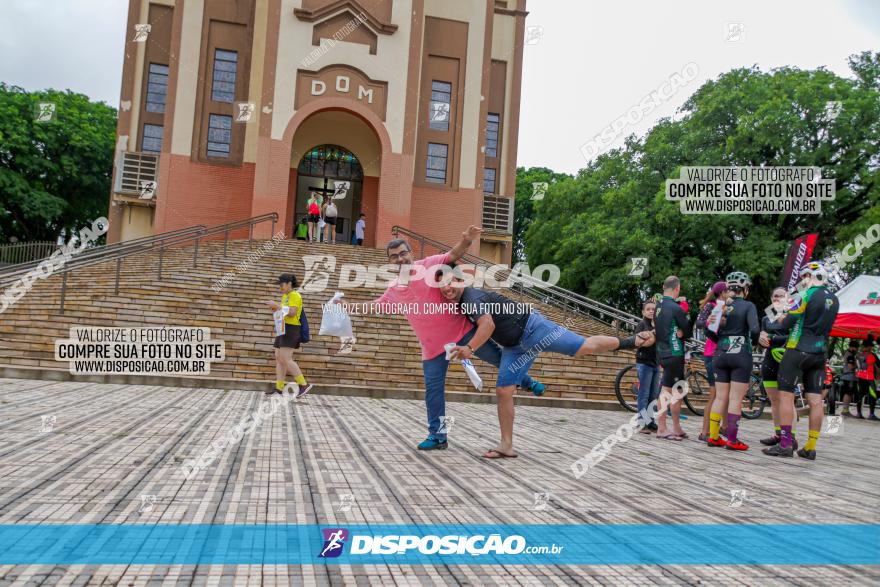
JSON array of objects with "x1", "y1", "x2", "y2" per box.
[{"x1": 0, "y1": 524, "x2": 877, "y2": 565}]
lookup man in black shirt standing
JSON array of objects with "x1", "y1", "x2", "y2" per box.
[
  {"x1": 441, "y1": 275, "x2": 653, "y2": 458},
  {"x1": 654, "y1": 276, "x2": 693, "y2": 440}
]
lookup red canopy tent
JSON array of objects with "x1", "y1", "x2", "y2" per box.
[{"x1": 830, "y1": 275, "x2": 880, "y2": 339}]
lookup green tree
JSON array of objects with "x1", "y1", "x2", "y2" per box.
[
  {"x1": 513, "y1": 166, "x2": 571, "y2": 264},
  {"x1": 523, "y1": 52, "x2": 880, "y2": 313},
  {"x1": 0, "y1": 84, "x2": 116, "y2": 244}
]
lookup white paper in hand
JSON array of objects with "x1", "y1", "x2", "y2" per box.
[
  {"x1": 273, "y1": 307, "x2": 290, "y2": 336},
  {"x1": 708, "y1": 299, "x2": 725, "y2": 334}
]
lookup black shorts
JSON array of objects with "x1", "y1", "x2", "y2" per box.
[
  {"x1": 274, "y1": 324, "x2": 301, "y2": 349},
  {"x1": 713, "y1": 351, "x2": 753, "y2": 384},
  {"x1": 702, "y1": 354, "x2": 715, "y2": 386},
  {"x1": 760, "y1": 349, "x2": 781, "y2": 384},
  {"x1": 660, "y1": 356, "x2": 685, "y2": 387},
  {"x1": 308, "y1": 214, "x2": 320, "y2": 223},
  {"x1": 324, "y1": 216, "x2": 337, "y2": 226},
  {"x1": 778, "y1": 349, "x2": 825, "y2": 394},
  {"x1": 840, "y1": 379, "x2": 857, "y2": 397}
]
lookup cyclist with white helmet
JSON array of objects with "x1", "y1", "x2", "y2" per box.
[
  {"x1": 705, "y1": 271, "x2": 760, "y2": 451},
  {"x1": 764, "y1": 262, "x2": 839, "y2": 460}
]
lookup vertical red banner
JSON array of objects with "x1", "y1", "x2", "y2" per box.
[{"x1": 779, "y1": 233, "x2": 819, "y2": 291}]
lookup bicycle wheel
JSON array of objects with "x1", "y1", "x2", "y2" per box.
[
  {"x1": 614, "y1": 364, "x2": 640, "y2": 412},
  {"x1": 684, "y1": 370, "x2": 710, "y2": 417},
  {"x1": 741, "y1": 374, "x2": 765, "y2": 419},
  {"x1": 855, "y1": 392, "x2": 875, "y2": 418}
]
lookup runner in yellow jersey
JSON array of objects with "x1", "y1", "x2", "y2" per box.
[{"x1": 266, "y1": 273, "x2": 312, "y2": 397}]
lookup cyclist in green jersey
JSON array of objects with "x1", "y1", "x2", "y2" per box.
[{"x1": 765, "y1": 262, "x2": 839, "y2": 460}]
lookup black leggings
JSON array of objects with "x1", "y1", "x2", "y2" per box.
[{"x1": 856, "y1": 379, "x2": 877, "y2": 417}]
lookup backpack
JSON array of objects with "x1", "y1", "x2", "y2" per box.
[
  {"x1": 300, "y1": 309, "x2": 310, "y2": 343},
  {"x1": 308, "y1": 201, "x2": 320, "y2": 215}
]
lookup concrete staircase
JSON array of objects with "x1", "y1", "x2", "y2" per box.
[{"x1": 0, "y1": 239, "x2": 637, "y2": 402}]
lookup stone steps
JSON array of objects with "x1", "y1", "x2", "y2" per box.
[{"x1": 0, "y1": 239, "x2": 636, "y2": 401}]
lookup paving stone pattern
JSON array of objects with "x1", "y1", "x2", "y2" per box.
[{"x1": 0, "y1": 378, "x2": 878, "y2": 586}]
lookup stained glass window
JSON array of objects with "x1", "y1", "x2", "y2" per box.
[{"x1": 297, "y1": 145, "x2": 363, "y2": 180}]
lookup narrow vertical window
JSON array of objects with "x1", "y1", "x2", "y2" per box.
[
  {"x1": 142, "y1": 124, "x2": 164, "y2": 152},
  {"x1": 429, "y1": 80, "x2": 452, "y2": 131},
  {"x1": 211, "y1": 49, "x2": 238, "y2": 103},
  {"x1": 485, "y1": 113, "x2": 500, "y2": 158},
  {"x1": 146, "y1": 63, "x2": 169, "y2": 113},
  {"x1": 426, "y1": 143, "x2": 448, "y2": 183},
  {"x1": 207, "y1": 114, "x2": 232, "y2": 158}
]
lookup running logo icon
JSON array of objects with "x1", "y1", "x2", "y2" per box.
[
  {"x1": 139, "y1": 494, "x2": 157, "y2": 513},
  {"x1": 533, "y1": 492, "x2": 550, "y2": 510},
  {"x1": 628, "y1": 257, "x2": 648, "y2": 277},
  {"x1": 824, "y1": 415, "x2": 843, "y2": 435},
  {"x1": 39, "y1": 415, "x2": 56, "y2": 434},
  {"x1": 301, "y1": 255, "x2": 336, "y2": 292},
  {"x1": 728, "y1": 488, "x2": 748, "y2": 508},
  {"x1": 438, "y1": 415, "x2": 455, "y2": 434},
  {"x1": 235, "y1": 102, "x2": 256, "y2": 122},
  {"x1": 35, "y1": 102, "x2": 56, "y2": 123},
  {"x1": 337, "y1": 336, "x2": 356, "y2": 355},
  {"x1": 531, "y1": 182, "x2": 548, "y2": 201},
  {"x1": 430, "y1": 102, "x2": 450, "y2": 123},
  {"x1": 133, "y1": 23, "x2": 151, "y2": 42},
  {"x1": 337, "y1": 494, "x2": 354, "y2": 512},
  {"x1": 319, "y1": 528, "x2": 349, "y2": 558},
  {"x1": 333, "y1": 181, "x2": 350, "y2": 200}
]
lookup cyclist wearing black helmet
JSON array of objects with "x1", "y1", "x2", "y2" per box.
[
  {"x1": 765, "y1": 262, "x2": 839, "y2": 460},
  {"x1": 705, "y1": 271, "x2": 760, "y2": 451}
]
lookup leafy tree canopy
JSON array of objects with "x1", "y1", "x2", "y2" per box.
[
  {"x1": 522, "y1": 51, "x2": 880, "y2": 314},
  {"x1": 0, "y1": 84, "x2": 116, "y2": 244}
]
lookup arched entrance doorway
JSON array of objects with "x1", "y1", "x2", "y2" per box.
[
  {"x1": 277, "y1": 101, "x2": 392, "y2": 247},
  {"x1": 295, "y1": 145, "x2": 363, "y2": 243}
]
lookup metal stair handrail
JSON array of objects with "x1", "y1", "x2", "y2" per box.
[
  {"x1": 391, "y1": 225, "x2": 641, "y2": 331},
  {"x1": 0, "y1": 241, "x2": 60, "y2": 266},
  {"x1": 1, "y1": 213, "x2": 278, "y2": 314},
  {"x1": 0, "y1": 224, "x2": 207, "y2": 281}
]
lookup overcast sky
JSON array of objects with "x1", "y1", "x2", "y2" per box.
[{"x1": 1, "y1": 0, "x2": 879, "y2": 175}]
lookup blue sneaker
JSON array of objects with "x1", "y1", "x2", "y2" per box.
[
  {"x1": 524, "y1": 380, "x2": 546, "y2": 396},
  {"x1": 417, "y1": 436, "x2": 448, "y2": 450}
]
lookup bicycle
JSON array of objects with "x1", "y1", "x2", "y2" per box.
[
  {"x1": 614, "y1": 353, "x2": 710, "y2": 416},
  {"x1": 742, "y1": 353, "x2": 837, "y2": 419}
]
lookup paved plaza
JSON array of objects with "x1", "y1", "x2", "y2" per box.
[{"x1": 0, "y1": 377, "x2": 878, "y2": 585}]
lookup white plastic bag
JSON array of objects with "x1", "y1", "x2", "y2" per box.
[{"x1": 320, "y1": 292, "x2": 354, "y2": 338}]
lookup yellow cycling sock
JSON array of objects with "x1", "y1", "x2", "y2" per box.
[
  {"x1": 295, "y1": 374, "x2": 307, "y2": 385},
  {"x1": 275, "y1": 380, "x2": 285, "y2": 391},
  {"x1": 774, "y1": 425, "x2": 781, "y2": 435},
  {"x1": 804, "y1": 429, "x2": 820, "y2": 451},
  {"x1": 709, "y1": 413, "x2": 722, "y2": 439}
]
